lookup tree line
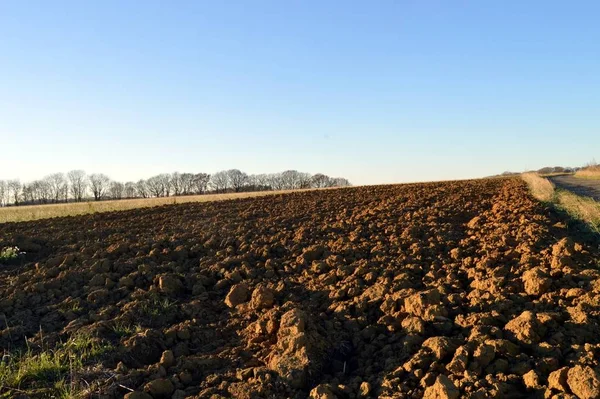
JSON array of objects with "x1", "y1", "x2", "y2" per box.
[{"x1": 0, "y1": 170, "x2": 351, "y2": 206}]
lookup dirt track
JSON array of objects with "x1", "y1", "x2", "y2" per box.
[
  {"x1": 550, "y1": 175, "x2": 600, "y2": 201},
  {"x1": 1, "y1": 178, "x2": 600, "y2": 398}
]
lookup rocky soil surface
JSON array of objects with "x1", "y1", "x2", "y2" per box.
[{"x1": 1, "y1": 178, "x2": 600, "y2": 398}]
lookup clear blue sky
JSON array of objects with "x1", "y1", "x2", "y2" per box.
[{"x1": 1, "y1": 1, "x2": 598, "y2": 185}]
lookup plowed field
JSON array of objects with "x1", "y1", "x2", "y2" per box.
[{"x1": 2, "y1": 178, "x2": 600, "y2": 399}]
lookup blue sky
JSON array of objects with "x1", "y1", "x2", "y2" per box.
[{"x1": 1, "y1": 1, "x2": 598, "y2": 185}]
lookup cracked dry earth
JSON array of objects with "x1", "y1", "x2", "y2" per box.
[{"x1": 2, "y1": 178, "x2": 600, "y2": 399}]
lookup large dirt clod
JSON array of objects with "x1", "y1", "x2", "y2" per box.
[
  {"x1": 522, "y1": 267, "x2": 551, "y2": 296},
  {"x1": 423, "y1": 374, "x2": 460, "y2": 399},
  {"x1": 267, "y1": 309, "x2": 327, "y2": 389},
  {"x1": 504, "y1": 311, "x2": 546, "y2": 346},
  {"x1": 250, "y1": 285, "x2": 275, "y2": 310},
  {"x1": 225, "y1": 282, "x2": 249, "y2": 308},
  {"x1": 567, "y1": 365, "x2": 600, "y2": 399}
]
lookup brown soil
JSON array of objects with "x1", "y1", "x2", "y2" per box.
[{"x1": 1, "y1": 178, "x2": 600, "y2": 398}]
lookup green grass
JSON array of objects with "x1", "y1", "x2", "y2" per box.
[
  {"x1": 110, "y1": 321, "x2": 143, "y2": 338},
  {"x1": 555, "y1": 189, "x2": 600, "y2": 232},
  {"x1": 0, "y1": 333, "x2": 113, "y2": 398},
  {"x1": 522, "y1": 173, "x2": 600, "y2": 233},
  {"x1": 57, "y1": 300, "x2": 84, "y2": 316},
  {"x1": 0, "y1": 247, "x2": 23, "y2": 262},
  {"x1": 139, "y1": 295, "x2": 178, "y2": 320}
]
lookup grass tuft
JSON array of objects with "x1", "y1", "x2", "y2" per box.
[
  {"x1": 0, "y1": 247, "x2": 24, "y2": 263},
  {"x1": 139, "y1": 295, "x2": 178, "y2": 320},
  {"x1": 521, "y1": 173, "x2": 555, "y2": 202},
  {"x1": 0, "y1": 333, "x2": 113, "y2": 398},
  {"x1": 110, "y1": 321, "x2": 143, "y2": 338}
]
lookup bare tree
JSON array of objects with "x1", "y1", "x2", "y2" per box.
[
  {"x1": 311, "y1": 173, "x2": 332, "y2": 188},
  {"x1": 331, "y1": 177, "x2": 351, "y2": 187},
  {"x1": 28, "y1": 180, "x2": 51, "y2": 204},
  {"x1": 88, "y1": 174, "x2": 111, "y2": 201},
  {"x1": 46, "y1": 173, "x2": 67, "y2": 203},
  {"x1": 248, "y1": 174, "x2": 266, "y2": 191},
  {"x1": 0, "y1": 180, "x2": 6, "y2": 206},
  {"x1": 3, "y1": 169, "x2": 350, "y2": 204},
  {"x1": 226, "y1": 169, "x2": 249, "y2": 192},
  {"x1": 124, "y1": 182, "x2": 136, "y2": 198},
  {"x1": 109, "y1": 181, "x2": 124, "y2": 199},
  {"x1": 278, "y1": 170, "x2": 312, "y2": 190},
  {"x1": 179, "y1": 173, "x2": 194, "y2": 195},
  {"x1": 255, "y1": 174, "x2": 272, "y2": 191},
  {"x1": 171, "y1": 172, "x2": 183, "y2": 196},
  {"x1": 146, "y1": 175, "x2": 165, "y2": 197},
  {"x1": 280, "y1": 170, "x2": 300, "y2": 189},
  {"x1": 68, "y1": 170, "x2": 87, "y2": 202},
  {"x1": 298, "y1": 172, "x2": 312, "y2": 189},
  {"x1": 41, "y1": 180, "x2": 51, "y2": 203},
  {"x1": 21, "y1": 183, "x2": 33, "y2": 204},
  {"x1": 7, "y1": 180, "x2": 22, "y2": 205},
  {"x1": 191, "y1": 173, "x2": 210, "y2": 194},
  {"x1": 268, "y1": 173, "x2": 285, "y2": 190},
  {"x1": 159, "y1": 174, "x2": 172, "y2": 197},
  {"x1": 210, "y1": 171, "x2": 229, "y2": 193},
  {"x1": 135, "y1": 180, "x2": 149, "y2": 198},
  {"x1": 62, "y1": 182, "x2": 69, "y2": 202}
]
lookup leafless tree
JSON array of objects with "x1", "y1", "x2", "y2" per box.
[
  {"x1": 331, "y1": 177, "x2": 351, "y2": 187},
  {"x1": 124, "y1": 182, "x2": 136, "y2": 198},
  {"x1": 159, "y1": 174, "x2": 172, "y2": 197},
  {"x1": 255, "y1": 174, "x2": 272, "y2": 190},
  {"x1": 88, "y1": 174, "x2": 111, "y2": 201},
  {"x1": 192, "y1": 173, "x2": 210, "y2": 194},
  {"x1": 67, "y1": 170, "x2": 87, "y2": 202},
  {"x1": 45, "y1": 173, "x2": 67, "y2": 203},
  {"x1": 0, "y1": 180, "x2": 6, "y2": 206},
  {"x1": 22, "y1": 181, "x2": 45, "y2": 204},
  {"x1": 311, "y1": 173, "x2": 331, "y2": 188},
  {"x1": 109, "y1": 181, "x2": 124, "y2": 199},
  {"x1": 209, "y1": 171, "x2": 229, "y2": 193},
  {"x1": 179, "y1": 173, "x2": 194, "y2": 195},
  {"x1": 280, "y1": 170, "x2": 301, "y2": 189},
  {"x1": 21, "y1": 183, "x2": 33, "y2": 204},
  {"x1": 248, "y1": 174, "x2": 267, "y2": 191},
  {"x1": 7, "y1": 180, "x2": 22, "y2": 205},
  {"x1": 171, "y1": 172, "x2": 183, "y2": 196},
  {"x1": 298, "y1": 172, "x2": 312, "y2": 189},
  {"x1": 267, "y1": 173, "x2": 284, "y2": 190},
  {"x1": 146, "y1": 175, "x2": 165, "y2": 197},
  {"x1": 226, "y1": 169, "x2": 249, "y2": 192},
  {"x1": 30, "y1": 180, "x2": 51, "y2": 203},
  {"x1": 40, "y1": 180, "x2": 51, "y2": 203},
  {"x1": 62, "y1": 183, "x2": 69, "y2": 202},
  {"x1": 135, "y1": 180, "x2": 149, "y2": 198},
  {"x1": 4, "y1": 168, "x2": 350, "y2": 204},
  {"x1": 279, "y1": 170, "x2": 313, "y2": 190}
]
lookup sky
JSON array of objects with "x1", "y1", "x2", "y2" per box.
[{"x1": 1, "y1": 1, "x2": 599, "y2": 185}]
